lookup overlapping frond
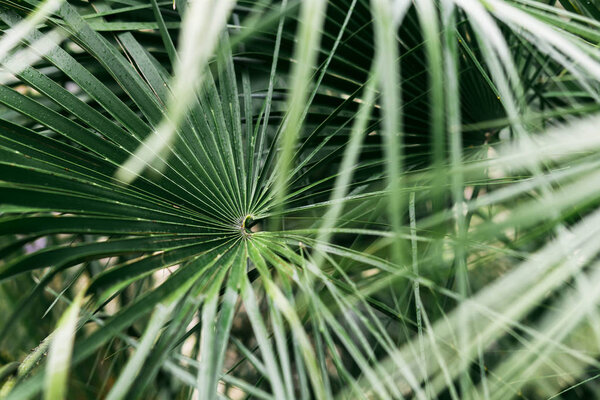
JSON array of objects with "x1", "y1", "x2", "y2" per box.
[{"x1": 1, "y1": 0, "x2": 600, "y2": 399}]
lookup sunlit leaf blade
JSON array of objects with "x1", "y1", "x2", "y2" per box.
[
  {"x1": 1, "y1": 0, "x2": 600, "y2": 399},
  {"x1": 44, "y1": 290, "x2": 84, "y2": 400}
]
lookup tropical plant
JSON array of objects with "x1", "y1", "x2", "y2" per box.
[{"x1": 1, "y1": 0, "x2": 600, "y2": 399}]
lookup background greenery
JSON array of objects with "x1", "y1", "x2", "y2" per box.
[{"x1": 1, "y1": 0, "x2": 600, "y2": 399}]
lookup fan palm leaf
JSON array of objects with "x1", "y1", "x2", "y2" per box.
[{"x1": 1, "y1": 0, "x2": 600, "y2": 399}]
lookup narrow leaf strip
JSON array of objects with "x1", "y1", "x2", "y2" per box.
[{"x1": 44, "y1": 290, "x2": 84, "y2": 400}]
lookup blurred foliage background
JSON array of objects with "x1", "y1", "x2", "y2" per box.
[{"x1": 1, "y1": 0, "x2": 600, "y2": 399}]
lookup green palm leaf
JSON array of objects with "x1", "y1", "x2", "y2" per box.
[{"x1": 1, "y1": 0, "x2": 600, "y2": 399}]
